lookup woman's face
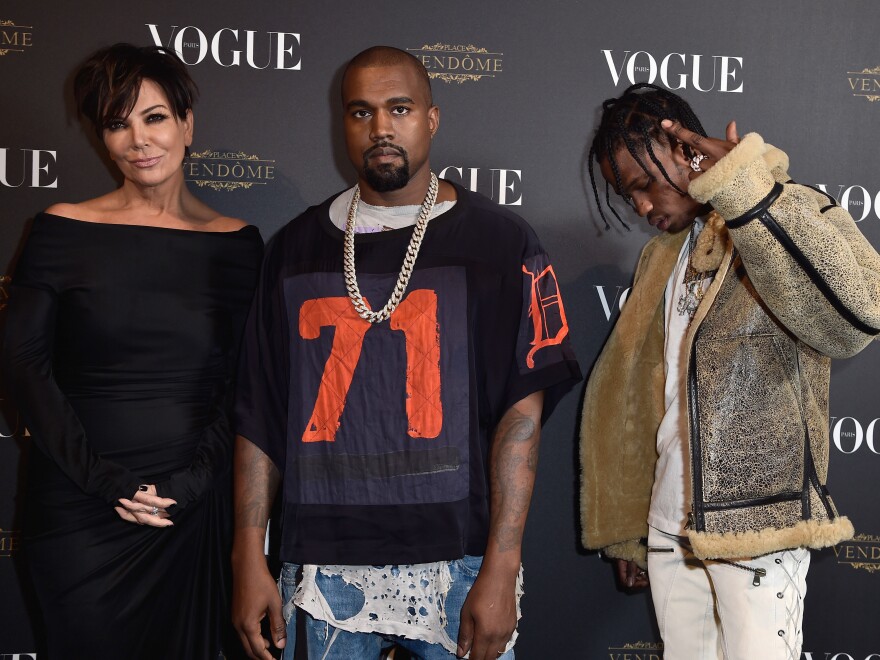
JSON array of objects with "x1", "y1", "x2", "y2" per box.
[{"x1": 102, "y1": 78, "x2": 193, "y2": 188}]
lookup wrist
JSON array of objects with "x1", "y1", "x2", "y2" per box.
[
  {"x1": 231, "y1": 528, "x2": 269, "y2": 567},
  {"x1": 479, "y1": 549, "x2": 522, "y2": 578}
]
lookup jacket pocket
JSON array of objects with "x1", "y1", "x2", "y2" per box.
[{"x1": 694, "y1": 334, "x2": 805, "y2": 505}]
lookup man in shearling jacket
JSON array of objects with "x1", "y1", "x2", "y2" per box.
[{"x1": 579, "y1": 83, "x2": 880, "y2": 660}]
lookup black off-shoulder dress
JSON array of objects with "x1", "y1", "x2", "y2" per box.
[{"x1": 2, "y1": 213, "x2": 263, "y2": 659}]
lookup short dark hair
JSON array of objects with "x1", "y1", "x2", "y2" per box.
[
  {"x1": 342, "y1": 46, "x2": 433, "y2": 106},
  {"x1": 588, "y1": 83, "x2": 707, "y2": 229},
  {"x1": 74, "y1": 43, "x2": 198, "y2": 138}
]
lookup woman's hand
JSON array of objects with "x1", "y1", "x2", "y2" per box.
[
  {"x1": 662, "y1": 118, "x2": 740, "y2": 179},
  {"x1": 115, "y1": 484, "x2": 176, "y2": 527}
]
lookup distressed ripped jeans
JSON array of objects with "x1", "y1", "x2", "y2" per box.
[{"x1": 279, "y1": 557, "x2": 517, "y2": 660}]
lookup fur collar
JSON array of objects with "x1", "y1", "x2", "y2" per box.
[{"x1": 692, "y1": 211, "x2": 728, "y2": 273}]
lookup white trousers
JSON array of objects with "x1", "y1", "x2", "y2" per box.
[{"x1": 646, "y1": 526, "x2": 810, "y2": 660}]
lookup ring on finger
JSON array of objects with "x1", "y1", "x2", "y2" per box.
[
  {"x1": 149, "y1": 506, "x2": 159, "y2": 516},
  {"x1": 690, "y1": 154, "x2": 709, "y2": 172}
]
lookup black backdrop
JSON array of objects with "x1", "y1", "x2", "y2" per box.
[{"x1": 2, "y1": 1, "x2": 880, "y2": 657}]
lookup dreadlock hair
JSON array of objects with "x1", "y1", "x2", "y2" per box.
[{"x1": 588, "y1": 83, "x2": 707, "y2": 229}]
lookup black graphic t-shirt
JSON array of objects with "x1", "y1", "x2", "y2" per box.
[{"x1": 235, "y1": 182, "x2": 581, "y2": 565}]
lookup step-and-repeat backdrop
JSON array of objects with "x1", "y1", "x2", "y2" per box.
[{"x1": 2, "y1": 1, "x2": 879, "y2": 658}]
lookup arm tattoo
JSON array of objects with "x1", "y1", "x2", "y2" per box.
[
  {"x1": 233, "y1": 436, "x2": 280, "y2": 530},
  {"x1": 489, "y1": 397, "x2": 542, "y2": 553}
]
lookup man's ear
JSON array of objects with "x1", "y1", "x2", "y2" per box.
[
  {"x1": 428, "y1": 105, "x2": 440, "y2": 138},
  {"x1": 668, "y1": 135, "x2": 691, "y2": 167}
]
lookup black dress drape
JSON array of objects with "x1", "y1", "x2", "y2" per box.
[{"x1": 2, "y1": 213, "x2": 262, "y2": 659}]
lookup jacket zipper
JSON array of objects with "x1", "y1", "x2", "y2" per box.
[
  {"x1": 687, "y1": 339, "x2": 705, "y2": 532},
  {"x1": 701, "y1": 491, "x2": 802, "y2": 512},
  {"x1": 792, "y1": 344, "x2": 836, "y2": 519},
  {"x1": 794, "y1": 345, "x2": 813, "y2": 520}
]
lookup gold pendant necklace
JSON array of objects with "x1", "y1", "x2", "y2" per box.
[{"x1": 676, "y1": 223, "x2": 708, "y2": 320}]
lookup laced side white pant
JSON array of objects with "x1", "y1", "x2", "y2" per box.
[{"x1": 646, "y1": 526, "x2": 810, "y2": 660}]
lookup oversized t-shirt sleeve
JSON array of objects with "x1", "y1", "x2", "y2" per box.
[
  {"x1": 505, "y1": 229, "x2": 582, "y2": 422},
  {"x1": 233, "y1": 234, "x2": 290, "y2": 471}
]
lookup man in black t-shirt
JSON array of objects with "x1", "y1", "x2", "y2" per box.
[{"x1": 231, "y1": 46, "x2": 579, "y2": 660}]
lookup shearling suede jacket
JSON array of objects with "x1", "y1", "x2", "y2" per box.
[{"x1": 580, "y1": 133, "x2": 880, "y2": 565}]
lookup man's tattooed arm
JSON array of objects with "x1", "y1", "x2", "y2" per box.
[
  {"x1": 488, "y1": 390, "x2": 545, "y2": 555},
  {"x1": 231, "y1": 436, "x2": 286, "y2": 660},
  {"x1": 233, "y1": 435, "x2": 280, "y2": 532},
  {"x1": 457, "y1": 390, "x2": 544, "y2": 660}
]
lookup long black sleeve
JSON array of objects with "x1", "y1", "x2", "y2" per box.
[
  {"x1": 152, "y1": 377, "x2": 234, "y2": 511},
  {"x1": 2, "y1": 230, "x2": 141, "y2": 505}
]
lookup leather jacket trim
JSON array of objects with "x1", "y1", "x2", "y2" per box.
[
  {"x1": 794, "y1": 344, "x2": 814, "y2": 520},
  {"x1": 757, "y1": 209, "x2": 880, "y2": 336},
  {"x1": 802, "y1": 428, "x2": 814, "y2": 519},
  {"x1": 688, "y1": 334, "x2": 706, "y2": 532},
  {"x1": 808, "y1": 452, "x2": 836, "y2": 519},
  {"x1": 726, "y1": 182, "x2": 784, "y2": 228},
  {"x1": 800, "y1": 182, "x2": 839, "y2": 215},
  {"x1": 701, "y1": 491, "x2": 802, "y2": 511},
  {"x1": 799, "y1": 182, "x2": 838, "y2": 207},
  {"x1": 791, "y1": 342, "x2": 837, "y2": 520}
]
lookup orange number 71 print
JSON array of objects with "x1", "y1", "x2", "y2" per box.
[{"x1": 298, "y1": 290, "x2": 442, "y2": 442}]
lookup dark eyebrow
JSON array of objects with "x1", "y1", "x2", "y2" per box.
[
  {"x1": 346, "y1": 96, "x2": 416, "y2": 111},
  {"x1": 622, "y1": 173, "x2": 650, "y2": 195},
  {"x1": 139, "y1": 104, "x2": 168, "y2": 115}
]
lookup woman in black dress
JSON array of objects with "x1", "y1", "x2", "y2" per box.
[{"x1": 2, "y1": 44, "x2": 262, "y2": 659}]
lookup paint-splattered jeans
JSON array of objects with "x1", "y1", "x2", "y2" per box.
[{"x1": 279, "y1": 557, "x2": 516, "y2": 660}]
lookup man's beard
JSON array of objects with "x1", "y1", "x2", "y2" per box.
[{"x1": 362, "y1": 145, "x2": 410, "y2": 192}]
